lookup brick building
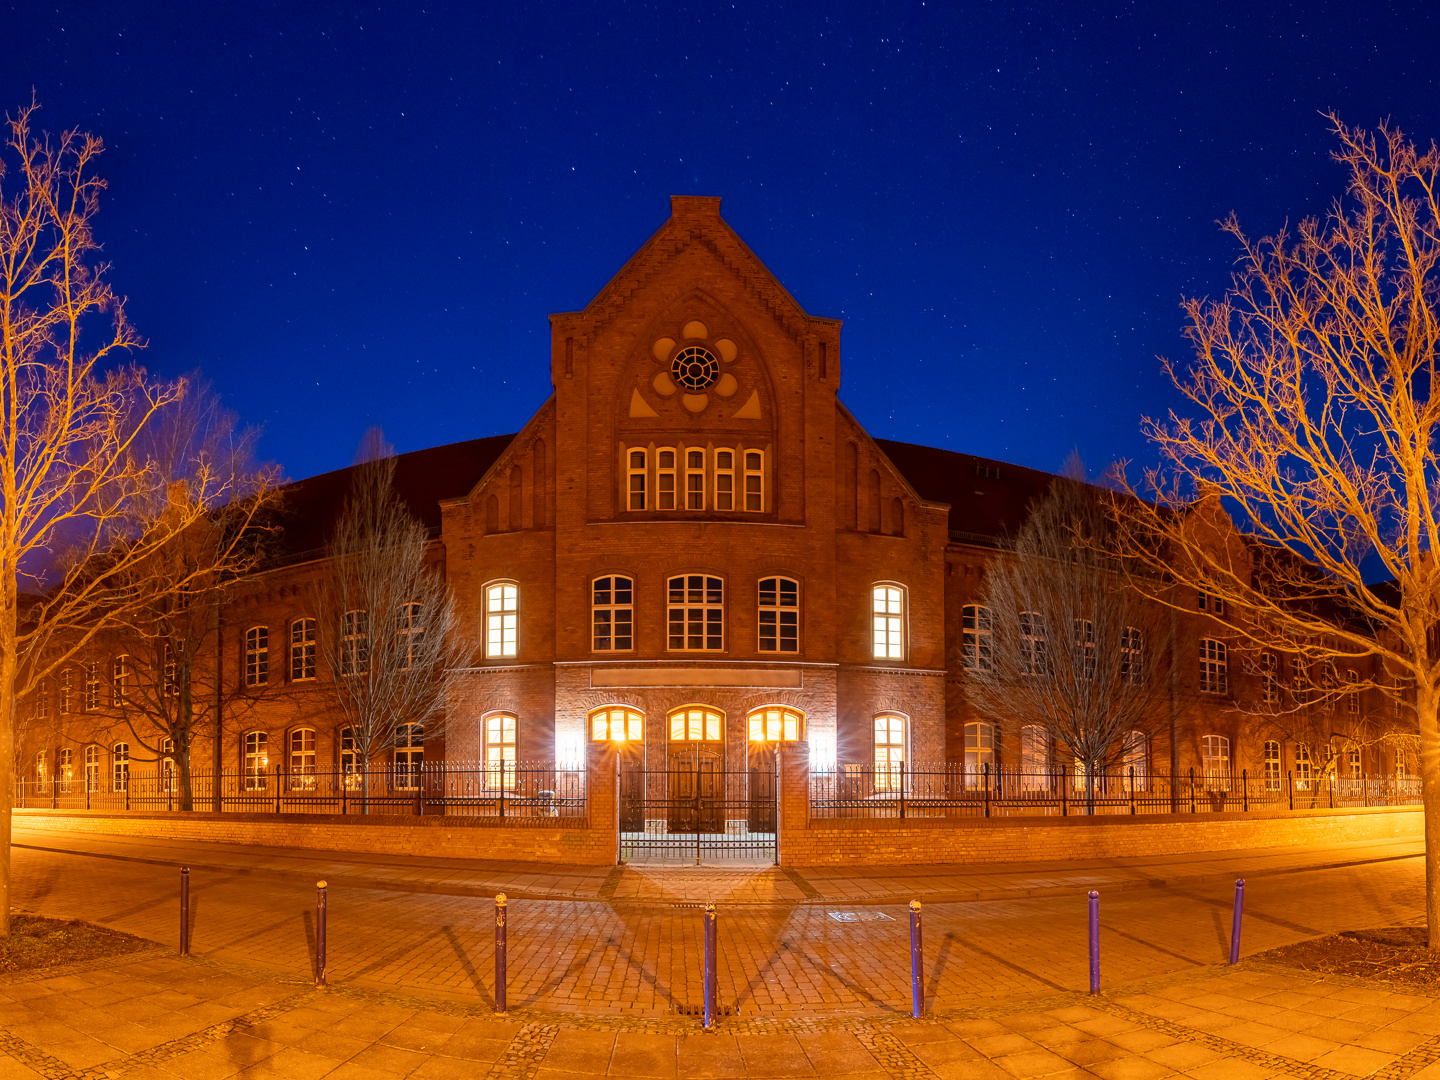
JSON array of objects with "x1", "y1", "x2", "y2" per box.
[{"x1": 20, "y1": 196, "x2": 1413, "y2": 808}]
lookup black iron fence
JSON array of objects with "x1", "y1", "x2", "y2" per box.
[
  {"x1": 13, "y1": 760, "x2": 587, "y2": 820},
  {"x1": 809, "y1": 763, "x2": 1424, "y2": 819}
]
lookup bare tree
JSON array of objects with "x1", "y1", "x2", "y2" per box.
[
  {"x1": 315, "y1": 451, "x2": 475, "y2": 807},
  {"x1": 1112, "y1": 117, "x2": 1440, "y2": 944},
  {"x1": 966, "y1": 467, "x2": 1169, "y2": 811}
]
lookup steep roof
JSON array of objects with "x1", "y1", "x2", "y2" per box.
[
  {"x1": 874, "y1": 438, "x2": 1059, "y2": 547},
  {"x1": 270, "y1": 434, "x2": 515, "y2": 562}
]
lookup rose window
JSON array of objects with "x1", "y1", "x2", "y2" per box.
[{"x1": 671, "y1": 347, "x2": 719, "y2": 391}]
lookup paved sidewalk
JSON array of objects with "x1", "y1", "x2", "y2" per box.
[{"x1": 11, "y1": 822, "x2": 1424, "y2": 906}]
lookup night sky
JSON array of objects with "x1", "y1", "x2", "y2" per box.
[{"x1": 5, "y1": 2, "x2": 1439, "y2": 485}]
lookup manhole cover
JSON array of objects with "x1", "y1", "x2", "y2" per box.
[{"x1": 827, "y1": 911, "x2": 894, "y2": 923}]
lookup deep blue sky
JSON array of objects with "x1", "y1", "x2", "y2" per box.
[{"x1": 5, "y1": 1, "x2": 1439, "y2": 484}]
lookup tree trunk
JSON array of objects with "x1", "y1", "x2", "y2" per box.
[
  {"x1": 0, "y1": 611, "x2": 15, "y2": 938},
  {"x1": 1417, "y1": 686, "x2": 1440, "y2": 951},
  {"x1": 177, "y1": 748, "x2": 193, "y2": 812}
]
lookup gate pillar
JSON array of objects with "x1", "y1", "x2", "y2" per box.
[
  {"x1": 777, "y1": 741, "x2": 810, "y2": 866},
  {"x1": 587, "y1": 740, "x2": 621, "y2": 865}
]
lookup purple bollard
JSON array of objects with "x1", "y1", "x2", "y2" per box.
[
  {"x1": 703, "y1": 901, "x2": 718, "y2": 1030},
  {"x1": 1088, "y1": 890, "x2": 1100, "y2": 994},
  {"x1": 1229, "y1": 879, "x2": 1245, "y2": 964},
  {"x1": 315, "y1": 881, "x2": 328, "y2": 988},
  {"x1": 495, "y1": 893, "x2": 508, "y2": 1014},
  {"x1": 179, "y1": 867, "x2": 190, "y2": 956},
  {"x1": 909, "y1": 899, "x2": 924, "y2": 1017}
]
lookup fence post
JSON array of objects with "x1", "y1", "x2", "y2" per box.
[
  {"x1": 315, "y1": 881, "x2": 328, "y2": 988},
  {"x1": 703, "y1": 901, "x2": 718, "y2": 1030},
  {"x1": 1364, "y1": 772, "x2": 1370, "y2": 808},
  {"x1": 909, "y1": 899, "x2": 924, "y2": 1017},
  {"x1": 1088, "y1": 890, "x2": 1100, "y2": 993},
  {"x1": 275, "y1": 764, "x2": 282, "y2": 815},
  {"x1": 179, "y1": 867, "x2": 190, "y2": 956},
  {"x1": 416, "y1": 763, "x2": 424, "y2": 816},
  {"x1": 983, "y1": 763, "x2": 990, "y2": 819},
  {"x1": 494, "y1": 893, "x2": 508, "y2": 1014},
  {"x1": 1228, "y1": 878, "x2": 1246, "y2": 964},
  {"x1": 1061, "y1": 777, "x2": 1068, "y2": 817},
  {"x1": 1288, "y1": 771, "x2": 1294, "y2": 811},
  {"x1": 1128, "y1": 767, "x2": 1136, "y2": 815},
  {"x1": 1189, "y1": 768, "x2": 1196, "y2": 814},
  {"x1": 1242, "y1": 769, "x2": 1248, "y2": 812}
]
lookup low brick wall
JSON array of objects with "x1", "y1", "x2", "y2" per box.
[{"x1": 13, "y1": 808, "x2": 617, "y2": 866}]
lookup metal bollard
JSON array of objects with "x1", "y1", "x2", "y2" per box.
[
  {"x1": 909, "y1": 899, "x2": 924, "y2": 1018},
  {"x1": 1088, "y1": 890, "x2": 1100, "y2": 994},
  {"x1": 1229, "y1": 879, "x2": 1245, "y2": 964},
  {"x1": 495, "y1": 893, "x2": 508, "y2": 1014},
  {"x1": 315, "y1": 881, "x2": 328, "y2": 988},
  {"x1": 703, "y1": 901, "x2": 718, "y2": 1030},
  {"x1": 179, "y1": 867, "x2": 190, "y2": 956}
]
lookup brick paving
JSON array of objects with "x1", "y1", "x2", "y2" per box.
[{"x1": 0, "y1": 832, "x2": 1434, "y2": 1075}]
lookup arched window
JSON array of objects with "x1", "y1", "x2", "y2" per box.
[
  {"x1": 964, "y1": 721, "x2": 995, "y2": 777},
  {"x1": 245, "y1": 626, "x2": 269, "y2": 687},
  {"x1": 289, "y1": 728, "x2": 317, "y2": 790},
  {"x1": 593, "y1": 577, "x2": 633, "y2": 652},
  {"x1": 84, "y1": 663, "x2": 99, "y2": 711},
  {"x1": 1295, "y1": 742, "x2": 1314, "y2": 790},
  {"x1": 758, "y1": 577, "x2": 799, "y2": 653},
  {"x1": 340, "y1": 727, "x2": 360, "y2": 784},
  {"x1": 243, "y1": 732, "x2": 268, "y2": 791},
  {"x1": 875, "y1": 715, "x2": 907, "y2": 792},
  {"x1": 656, "y1": 447, "x2": 676, "y2": 510},
  {"x1": 1345, "y1": 669, "x2": 1360, "y2": 714},
  {"x1": 58, "y1": 748, "x2": 72, "y2": 794},
  {"x1": 1260, "y1": 651, "x2": 1278, "y2": 704},
  {"x1": 1201, "y1": 734, "x2": 1230, "y2": 787},
  {"x1": 1020, "y1": 724, "x2": 1048, "y2": 789},
  {"x1": 84, "y1": 746, "x2": 100, "y2": 792},
  {"x1": 112, "y1": 655, "x2": 131, "y2": 705},
  {"x1": 1074, "y1": 619, "x2": 1096, "y2": 679},
  {"x1": 962, "y1": 605, "x2": 993, "y2": 672},
  {"x1": 669, "y1": 706, "x2": 723, "y2": 743},
  {"x1": 871, "y1": 584, "x2": 906, "y2": 660},
  {"x1": 1121, "y1": 626, "x2": 1144, "y2": 685},
  {"x1": 589, "y1": 706, "x2": 643, "y2": 743},
  {"x1": 686, "y1": 448, "x2": 706, "y2": 509},
  {"x1": 1263, "y1": 740, "x2": 1282, "y2": 791},
  {"x1": 1123, "y1": 730, "x2": 1147, "y2": 790},
  {"x1": 1020, "y1": 612, "x2": 1046, "y2": 674},
  {"x1": 1200, "y1": 639, "x2": 1227, "y2": 694},
  {"x1": 35, "y1": 680, "x2": 47, "y2": 720},
  {"x1": 668, "y1": 575, "x2": 723, "y2": 652},
  {"x1": 111, "y1": 743, "x2": 129, "y2": 792},
  {"x1": 715, "y1": 449, "x2": 734, "y2": 510},
  {"x1": 35, "y1": 750, "x2": 46, "y2": 790},
  {"x1": 342, "y1": 610, "x2": 370, "y2": 675},
  {"x1": 162, "y1": 642, "x2": 177, "y2": 698},
  {"x1": 59, "y1": 669, "x2": 71, "y2": 714},
  {"x1": 747, "y1": 706, "x2": 804, "y2": 743},
  {"x1": 484, "y1": 714, "x2": 517, "y2": 791},
  {"x1": 627, "y1": 448, "x2": 647, "y2": 510},
  {"x1": 396, "y1": 602, "x2": 424, "y2": 669},
  {"x1": 486, "y1": 582, "x2": 519, "y2": 658},
  {"x1": 290, "y1": 618, "x2": 316, "y2": 681},
  {"x1": 160, "y1": 737, "x2": 176, "y2": 794},
  {"x1": 395, "y1": 723, "x2": 424, "y2": 790},
  {"x1": 744, "y1": 450, "x2": 764, "y2": 512}
]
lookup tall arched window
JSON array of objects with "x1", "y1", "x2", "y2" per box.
[
  {"x1": 715, "y1": 449, "x2": 734, "y2": 510},
  {"x1": 245, "y1": 626, "x2": 269, "y2": 687},
  {"x1": 964, "y1": 721, "x2": 995, "y2": 780},
  {"x1": 669, "y1": 706, "x2": 723, "y2": 743},
  {"x1": 244, "y1": 732, "x2": 268, "y2": 791},
  {"x1": 59, "y1": 669, "x2": 70, "y2": 714},
  {"x1": 1263, "y1": 740, "x2": 1282, "y2": 791},
  {"x1": 744, "y1": 450, "x2": 764, "y2": 512},
  {"x1": 962, "y1": 605, "x2": 992, "y2": 672},
  {"x1": 592, "y1": 576, "x2": 633, "y2": 652},
  {"x1": 875, "y1": 715, "x2": 907, "y2": 792},
  {"x1": 757, "y1": 577, "x2": 799, "y2": 653},
  {"x1": 84, "y1": 663, "x2": 99, "y2": 711},
  {"x1": 1295, "y1": 742, "x2": 1315, "y2": 790},
  {"x1": 589, "y1": 706, "x2": 644, "y2": 743},
  {"x1": 1020, "y1": 612, "x2": 1046, "y2": 674},
  {"x1": 112, "y1": 655, "x2": 131, "y2": 705},
  {"x1": 1074, "y1": 619, "x2": 1096, "y2": 679},
  {"x1": 58, "y1": 748, "x2": 72, "y2": 794},
  {"x1": 289, "y1": 728, "x2": 317, "y2": 790},
  {"x1": 111, "y1": 743, "x2": 129, "y2": 792},
  {"x1": 395, "y1": 724, "x2": 424, "y2": 789},
  {"x1": 290, "y1": 618, "x2": 316, "y2": 681},
  {"x1": 1020, "y1": 724, "x2": 1048, "y2": 789},
  {"x1": 1201, "y1": 734, "x2": 1230, "y2": 787},
  {"x1": 484, "y1": 714, "x2": 517, "y2": 790},
  {"x1": 747, "y1": 706, "x2": 804, "y2": 743},
  {"x1": 396, "y1": 602, "x2": 424, "y2": 669},
  {"x1": 871, "y1": 584, "x2": 906, "y2": 660},
  {"x1": 340, "y1": 727, "x2": 359, "y2": 784},
  {"x1": 342, "y1": 610, "x2": 370, "y2": 675},
  {"x1": 656, "y1": 448, "x2": 677, "y2": 510},
  {"x1": 1123, "y1": 730, "x2": 1147, "y2": 790},
  {"x1": 686, "y1": 448, "x2": 706, "y2": 509},
  {"x1": 84, "y1": 746, "x2": 100, "y2": 792},
  {"x1": 1121, "y1": 626, "x2": 1144, "y2": 685},
  {"x1": 668, "y1": 576, "x2": 723, "y2": 652},
  {"x1": 34, "y1": 750, "x2": 46, "y2": 791},
  {"x1": 485, "y1": 582, "x2": 519, "y2": 658},
  {"x1": 627, "y1": 448, "x2": 647, "y2": 510},
  {"x1": 1260, "y1": 651, "x2": 1278, "y2": 704},
  {"x1": 160, "y1": 737, "x2": 176, "y2": 794},
  {"x1": 1200, "y1": 639, "x2": 1227, "y2": 694}
]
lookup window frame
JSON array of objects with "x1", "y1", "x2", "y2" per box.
[
  {"x1": 58, "y1": 747, "x2": 72, "y2": 794},
  {"x1": 715, "y1": 449, "x2": 735, "y2": 511},
  {"x1": 1263, "y1": 740, "x2": 1282, "y2": 791},
  {"x1": 667, "y1": 574, "x2": 724, "y2": 652},
  {"x1": 589, "y1": 706, "x2": 644, "y2": 743},
  {"x1": 1201, "y1": 734, "x2": 1231, "y2": 787},
  {"x1": 111, "y1": 742, "x2": 129, "y2": 792},
  {"x1": 84, "y1": 662, "x2": 99, "y2": 711},
  {"x1": 84, "y1": 745, "x2": 100, "y2": 793},
  {"x1": 685, "y1": 447, "x2": 706, "y2": 510},
  {"x1": 243, "y1": 731, "x2": 269, "y2": 791},
  {"x1": 342, "y1": 609, "x2": 370, "y2": 676},
  {"x1": 483, "y1": 713, "x2": 518, "y2": 791},
  {"x1": 668, "y1": 705, "x2": 724, "y2": 743},
  {"x1": 290, "y1": 618, "x2": 317, "y2": 682},
  {"x1": 592, "y1": 575, "x2": 634, "y2": 652},
  {"x1": 112, "y1": 655, "x2": 131, "y2": 706},
  {"x1": 871, "y1": 584, "x2": 906, "y2": 661},
  {"x1": 656, "y1": 447, "x2": 677, "y2": 511},
  {"x1": 485, "y1": 581, "x2": 520, "y2": 659},
  {"x1": 59, "y1": 669, "x2": 70, "y2": 714},
  {"x1": 288, "y1": 727, "x2": 317, "y2": 790},
  {"x1": 396, "y1": 602, "x2": 424, "y2": 670},
  {"x1": 1121, "y1": 626, "x2": 1143, "y2": 685},
  {"x1": 1020, "y1": 610, "x2": 1046, "y2": 675},
  {"x1": 1199, "y1": 638, "x2": 1227, "y2": 694},
  {"x1": 757, "y1": 576, "x2": 799, "y2": 654},
  {"x1": 747, "y1": 706, "x2": 804, "y2": 743},
  {"x1": 1261, "y1": 651, "x2": 1278, "y2": 704},
  {"x1": 876, "y1": 714, "x2": 909, "y2": 792},
  {"x1": 395, "y1": 723, "x2": 424, "y2": 790},
  {"x1": 245, "y1": 625, "x2": 269, "y2": 687},
  {"x1": 743, "y1": 449, "x2": 764, "y2": 512},
  {"x1": 627, "y1": 448, "x2": 647, "y2": 511},
  {"x1": 961, "y1": 604, "x2": 993, "y2": 672}
]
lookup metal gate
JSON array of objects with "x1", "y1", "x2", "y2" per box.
[{"x1": 619, "y1": 751, "x2": 776, "y2": 863}]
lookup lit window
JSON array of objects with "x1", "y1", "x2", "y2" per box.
[
  {"x1": 486, "y1": 583, "x2": 519, "y2": 658},
  {"x1": 1123, "y1": 730, "x2": 1147, "y2": 790},
  {"x1": 715, "y1": 450, "x2": 734, "y2": 510},
  {"x1": 59, "y1": 669, "x2": 70, "y2": 714},
  {"x1": 963, "y1": 720, "x2": 994, "y2": 775},
  {"x1": 1074, "y1": 619, "x2": 1095, "y2": 679},
  {"x1": 876, "y1": 715, "x2": 907, "y2": 792},
  {"x1": 656, "y1": 448, "x2": 676, "y2": 510},
  {"x1": 747, "y1": 706, "x2": 804, "y2": 742},
  {"x1": 244, "y1": 732, "x2": 268, "y2": 791},
  {"x1": 686, "y1": 448, "x2": 706, "y2": 509},
  {"x1": 871, "y1": 585, "x2": 905, "y2": 660},
  {"x1": 627, "y1": 449, "x2": 647, "y2": 510},
  {"x1": 84, "y1": 663, "x2": 99, "y2": 711},
  {"x1": 1263, "y1": 740, "x2": 1282, "y2": 791},
  {"x1": 1261, "y1": 651, "x2": 1278, "y2": 704},
  {"x1": 35, "y1": 750, "x2": 45, "y2": 789},
  {"x1": 160, "y1": 737, "x2": 176, "y2": 794},
  {"x1": 396, "y1": 603, "x2": 424, "y2": 669},
  {"x1": 84, "y1": 746, "x2": 99, "y2": 792},
  {"x1": 1295, "y1": 742, "x2": 1314, "y2": 790},
  {"x1": 669, "y1": 706, "x2": 722, "y2": 742},
  {"x1": 111, "y1": 743, "x2": 129, "y2": 792},
  {"x1": 668, "y1": 575, "x2": 724, "y2": 651},
  {"x1": 744, "y1": 450, "x2": 764, "y2": 512},
  {"x1": 961, "y1": 605, "x2": 992, "y2": 672},
  {"x1": 1349, "y1": 744, "x2": 1362, "y2": 775},
  {"x1": 395, "y1": 723, "x2": 423, "y2": 789},
  {"x1": 340, "y1": 727, "x2": 360, "y2": 782},
  {"x1": 342, "y1": 610, "x2": 370, "y2": 675},
  {"x1": 484, "y1": 714, "x2": 517, "y2": 790},
  {"x1": 246, "y1": 626, "x2": 269, "y2": 687},
  {"x1": 1020, "y1": 611, "x2": 1046, "y2": 674},
  {"x1": 1020, "y1": 724, "x2": 1048, "y2": 789},
  {"x1": 290, "y1": 618, "x2": 316, "y2": 681},
  {"x1": 593, "y1": 576, "x2": 633, "y2": 651},
  {"x1": 1201, "y1": 734, "x2": 1230, "y2": 786},
  {"x1": 289, "y1": 728, "x2": 317, "y2": 790},
  {"x1": 589, "y1": 706, "x2": 644, "y2": 742},
  {"x1": 758, "y1": 577, "x2": 799, "y2": 653},
  {"x1": 58, "y1": 748, "x2": 72, "y2": 793},
  {"x1": 1121, "y1": 626, "x2": 1143, "y2": 685},
  {"x1": 1200, "y1": 639, "x2": 1227, "y2": 694},
  {"x1": 112, "y1": 655, "x2": 131, "y2": 706}
]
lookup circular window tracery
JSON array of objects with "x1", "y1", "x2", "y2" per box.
[{"x1": 671, "y1": 346, "x2": 719, "y2": 391}]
